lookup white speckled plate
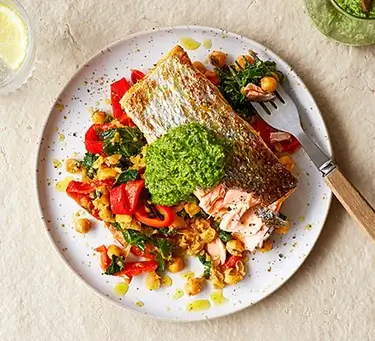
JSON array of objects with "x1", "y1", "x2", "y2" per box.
[{"x1": 36, "y1": 26, "x2": 332, "y2": 322}]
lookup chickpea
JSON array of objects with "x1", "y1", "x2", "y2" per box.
[
  {"x1": 167, "y1": 256, "x2": 184, "y2": 273},
  {"x1": 209, "y1": 51, "x2": 227, "y2": 68},
  {"x1": 192, "y1": 61, "x2": 206, "y2": 74},
  {"x1": 65, "y1": 158, "x2": 81, "y2": 173},
  {"x1": 260, "y1": 76, "x2": 277, "y2": 93},
  {"x1": 107, "y1": 244, "x2": 123, "y2": 258},
  {"x1": 224, "y1": 268, "x2": 243, "y2": 285},
  {"x1": 226, "y1": 239, "x2": 245, "y2": 256},
  {"x1": 235, "y1": 55, "x2": 255, "y2": 70},
  {"x1": 204, "y1": 71, "x2": 220, "y2": 85},
  {"x1": 261, "y1": 239, "x2": 273, "y2": 252},
  {"x1": 74, "y1": 218, "x2": 91, "y2": 234},
  {"x1": 210, "y1": 269, "x2": 225, "y2": 289},
  {"x1": 146, "y1": 271, "x2": 161, "y2": 290},
  {"x1": 92, "y1": 111, "x2": 107, "y2": 124},
  {"x1": 184, "y1": 277, "x2": 205, "y2": 296}
]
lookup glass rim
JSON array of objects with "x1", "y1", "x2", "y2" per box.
[
  {"x1": 0, "y1": 0, "x2": 36, "y2": 93},
  {"x1": 330, "y1": 0, "x2": 375, "y2": 21}
]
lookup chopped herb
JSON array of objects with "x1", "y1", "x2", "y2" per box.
[
  {"x1": 114, "y1": 169, "x2": 139, "y2": 187},
  {"x1": 177, "y1": 210, "x2": 189, "y2": 219},
  {"x1": 195, "y1": 210, "x2": 209, "y2": 219},
  {"x1": 104, "y1": 114, "x2": 114, "y2": 123},
  {"x1": 279, "y1": 212, "x2": 288, "y2": 221},
  {"x1": 111, "y1": 222, "x2": 123, "y2": 231},
  {"x1": 81, "y1": 152, "x2": 99, "y2": 179},
  {"x1": 105, "y1": 255, "x2": 124, "y2": 275},
  {"x1": 219, "y1": 230, "x2": 232, "y2": 243},
  {"x1": 102, "y1": 127, "x2": 146, "y2": 157},
  {"x1": 158, "y1": 228, "x2": 177, "y2": 236},
  {"x1": 198, "y1": 252, "x2": 212, "y2": 279}
]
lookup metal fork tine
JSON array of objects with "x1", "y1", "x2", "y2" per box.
[
  {"x1": 275, "y1": 85, "x2": 288, "y2": 102},
  {"x1": 251, "y1": 102, "x2": 266, "y2": 116}
]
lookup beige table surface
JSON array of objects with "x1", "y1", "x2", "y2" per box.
[{"x1": 1, "y1": 0, "x2": 375, "y2": 340}]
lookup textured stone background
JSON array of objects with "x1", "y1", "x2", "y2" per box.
[{"x1": 1, "y1": 0, "x2": 375, "y2": 340}]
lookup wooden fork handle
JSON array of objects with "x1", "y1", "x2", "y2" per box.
[{"x1": 325, "y1": 167, "x2": 375, "y2": 240}]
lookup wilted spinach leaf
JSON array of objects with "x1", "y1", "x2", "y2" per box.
[
  {"x1": 198, "y1": 252, "x2": 212, "y2": 279},
  {"x1": 81, "y1": 152, "x2": 98, "y2": 179},
  {"x1": 105, "y1": 255, "x2": 124, "y2": 275},
  {"x1": 102, "y1": 127, "x2": 146, "y2": 157},
  {"x1": 114, "y1": 169, "x2": 139, "y2": 187},
  {"x1": 219, "y1": 230, "x2": 232, "y2": 243}
]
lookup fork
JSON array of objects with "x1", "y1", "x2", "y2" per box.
[{"x1": 252, "y1": 86, "x2": 375, "y2": 240}]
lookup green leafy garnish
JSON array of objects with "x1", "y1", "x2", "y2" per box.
[
  {"x1": 154, "y1": 252, "x2": 166, "y2": 272},
  {"x1": 111, "y1": 222, "x2": 123, "y2": 231},
  {"x1": 104, "y1": 114, "x2": 114, "y2": 123},
  {"x1": 102, "y1": 127, "x2": 146, "y2": 157},
  {"x1": 153, "y1": 238, "x2": 173, "y2": 272},
  {"x1": 114, "y1": 169, "x2": 139, "y2": 187},
  {"x1": 154, "y1": 238, "x2": 172, "y2": 259},
  {"x1": 158, "y1": 228, "x2": 176, "y2": 236},
  {"x1": 104, "y1": 255, "x2": 124, "y2": 275},
  {"x1": 122, "y1": 229, "x2": 150, "y2": 252},
  {"x1": 198, "y1": 252, "x2": 212, "y2": 279},
  {"x1": 81, "y1": 152, "x2": 99, "y2": 179},
  {"x1": 219, "y1": 230, "x2": 232, "y2": 243},
  {"x1": 216, "y1": 54, "x2": 280, "y2": 119}
]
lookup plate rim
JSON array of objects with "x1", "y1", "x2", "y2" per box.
[{"x1": 34, "y1": 25, "x2": 333, "y2": 322}]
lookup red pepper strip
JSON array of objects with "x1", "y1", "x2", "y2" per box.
[
  {"x1": 95, "y1": 245, "x2": 111, "y2": 271},
  {"x1": 109, "y1": 179, "x2": 144, "y2": 215},
  {"x1": 131, "y1": 69, "x2": 145, "y2": 84},
  {"x1": 130, "y1": 244, "x2": 155, "y2": 259},
  {"x1": 134, "y1": 204, "x2": 175, "y2": 228},
  {"x1": 252, "y1": 118, "x2": 300, "y2": 154},
  {"x1": 251, "y1": 118, "x2": 274, "y2": 146},
  {"x1": 84, "y1": 124, "x2": 104, "y2": 154},
  {"x1": 66, "y1": 179, "x2": 114, "y2": 219},
  {"x1": 115, "y1": 260, "x2": 158, "y2": 277},
  {"x1": 110, "y1": 78, "x2": 134, "y2": 126},
  {"x1": 110, "y1": 184, "x2": 130, "y2": 215},
  {"x1": 281, "y1": 137, "x2": 300, "y2": 154},
  {"x1": 125, "y1": 179, "x2": 144, "y2": 213},
  {"x1": 223, "y1": 255, "x2": 242, "y2": 269},
  {"x1": 66, "y1": 179, "x2": 114, "y2": 194}
]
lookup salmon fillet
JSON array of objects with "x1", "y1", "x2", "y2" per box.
[{"x1": 120, "y1": 45, "x2": 298, "y2": 251}]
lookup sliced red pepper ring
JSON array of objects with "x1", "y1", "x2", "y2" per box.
[
  {"x1": 115, "y1": 260, "x2": 158, "y2": 277},
  {"x1": 95, "y1": 245, "x2": 111, "y2": 271},
  {"x1": 131, "y1": 69, "x2": 145, "y2": 84},
  {"x1": 110, "y1": 179, "x2": 145, "y2": 215},
  {"x1": 134, "y1": 204, "x2": 174, "y2": 228},
  {"x1": 223, "y1": 255, "x2": 242, "y2": 269}
]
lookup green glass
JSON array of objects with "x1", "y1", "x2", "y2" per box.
[{"x1": 305, "y1": 0, "x2": 375, "y2": 46}]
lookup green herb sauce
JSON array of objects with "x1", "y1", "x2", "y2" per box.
[
  {"x1": 335, "y1": 0, "x2": 375, "y2": 18},
  {"x1": 145, "y1": 123, "x2": 228, "y2": 206}
]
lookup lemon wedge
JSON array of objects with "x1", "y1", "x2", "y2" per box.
[{"x1": 0, "y1": 4, "x2": 28, "y2": 70}]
